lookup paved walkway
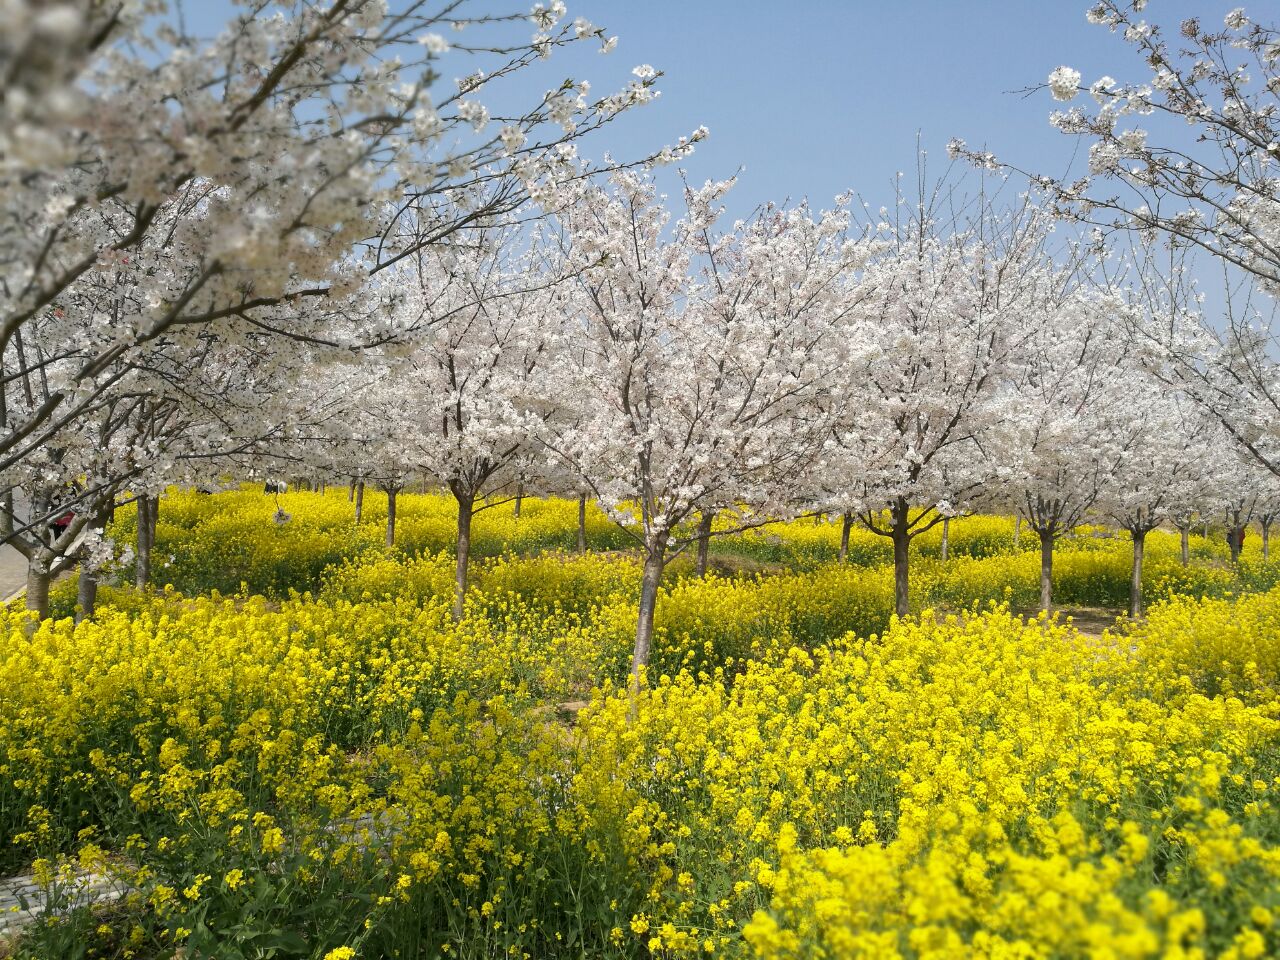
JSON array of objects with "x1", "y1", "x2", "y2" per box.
[
  {"x1": 0, "y1": 868, "x2": 129, "y2": 937},
  {"x1": 0, "y1": 544, "x2": 25, "y2": 602}
]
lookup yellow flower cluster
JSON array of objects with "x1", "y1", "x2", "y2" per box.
[
  {"x1": 6, "y1": 489, "x2": 1280, "y2": 958},
  {"x1": 106, "y1": 486, "x2": 631, "y2": 598},
  {"x1": 574, "y1": 608, "x2": 1280, "y2": 958}
]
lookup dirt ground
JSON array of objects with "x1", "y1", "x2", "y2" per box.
[{"x1": 1015, "y1": 605, "x2": 1127, "y2": 639}]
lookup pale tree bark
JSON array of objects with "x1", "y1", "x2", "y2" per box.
[
  {"x1": 1228, "y1": 521, "x2": 1244, "y2": 564},
  {"x1": 513, "y1": 482, "x2": 523, "y2": 519},
  {"x1": 892, "y1": 520, "x2": 911, "y2": 618},
  {"x1": 1038, "y1": 528, "x2": 1055, "y2": 614},
  {"x1": 75, "y1": 567, "x2": 98, "y2": 625},
  {"x1": 1129, "y1": 527, "x2": 1148, "y2": 619},
  {"x1": 451, "y1": 484, "x2": 475, "y2": 622},
  {"x1": 694, "y1": 511, "x2": 714, "y2": 578},
  {"x1": 384, "y1": 486, "x2": 398, "y2": 547},
  {"x1": 354, "y1": 482, "x2": 365, "y2": 524},
  {"x1": 26, "y1": 561, "x2": 51, "y2": 620},
  {"x1": 576, "y1": 493, "x2": 587, "y2": 554},
  {"x1": 858, "y1": 498, "x2": 940, "y2": 618},
  {"x1": 631, "y1": 534, "x2": 670, "y2": 695},
  {"x1": 135, "y1": 495, "x2": 158, "y2": 589},
  {"x1": 940, "y1": 517, "x2": 950, "y2": 561},
  {"x1": 76, "y1": 505, "x2": 112, "y2": 623}
]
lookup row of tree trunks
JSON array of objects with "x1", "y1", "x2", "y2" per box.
[{"x1": 1035, "y1": 522, "x2": 1151, "y2": 619}]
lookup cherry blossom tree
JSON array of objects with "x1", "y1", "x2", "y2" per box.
[
  {"x1": 1251, "y1": 470, "x2": 1280, "y2": 561},
  {"x1": 955, "y1": 2, "x2": 1280, "y2": 482},
  {"x1": 1098, "y1": 379, "x2": 1216, "y2": 617},
  {"x1": 1000, "y1": 289, "x2": 1135, "y2": 613},
  {"x1": 819, "y1": 173, "x2": 1066, "y2": 616},
  {"x1": 546, "y1": 171, "x2": 871, "y2": 686},
  {"x1": 390, "y1": 222, "x2": 563, "y2": 620},
  {"x1": 0, "y1": 0, "x2": 689, "y2": 507},
  {"x1": 1029, "y1": 4, "x2": 1280, "y2": 292}
]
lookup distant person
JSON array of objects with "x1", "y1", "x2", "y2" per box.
[{"x1": 49, "y1": 509, "x2": 74, "y2": 538}]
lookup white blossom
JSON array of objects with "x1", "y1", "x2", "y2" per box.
[{"x1": 1048, "y1": 65, "x2": 1082, "y2": 101}]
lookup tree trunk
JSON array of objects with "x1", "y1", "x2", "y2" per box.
[
  {"x1": 891, "y1": 500, "x2": 910, "y2": 618},
  {"x1": 514, "y1": 483, "x2": 523, "y2": 519},
  {"x1": 134, "y1": 496, "x2": 148, "y2": 589},
  {"x1": 348, "y1": 480, "x2": 356, "y2": 502},
  {"x1": 631, "y1": 541, "x2": 668, "y2": 694},
  {"x1": 577, "y1": 493, "x2": 587, "y2": 554},
  {"x1": 26, "y1": 562, "x2": 51, "y2": 621},
  {"x1": 135, "y1": 495, "x2": 157, "y2": 589},
  {"x1": 76, "y1": 567, "x2": 98, "y2": 624},
  {"x1": 453, "y1": 489, "x2": 474, "y2": 622},
  {"x1": 695, "y1": 511, "x2": 714, "y2": 577},
  {"x1": 1229, "y1": 526, "x2": 1243, "y2": 564},
  {"x1": 1180, "y1": 525, "x2": 1190, "y2": 567},
  {"x1": 940, "y1": 517, "x2": 950, "y2": 562},
  {"x1": 1128, "y1": 528, "x2": 1147, "y2": 619},
  {"x1": 354, "y1": 482, "x2": 365, "y2": 524},
  {"x1": 385, "y1": 488, "x2": 398, "y2": 547},
  {"x1": 839, "y1": 512, "x2": 853, "y2": 563},
  {"x1": 1038, "y1": 528, "x2": 1054, "y2": 613},
  {"x1": 1014, "y1": 515, "x2": 1021, "y2": 551},
  {"x1": 1264, "y1": 522, "x2": 1271, "y2": 562}
]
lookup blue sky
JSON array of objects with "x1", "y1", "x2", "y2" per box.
[
  {"x1": 523, "y1": 1, "x2": 1239, "y2": 214},
  {"x1": 183, "y1": 1, "x2": 1250, "y2": 312},
  {"x1": 181, "y1": 1, "x2": 1245, "y2": 212}
]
